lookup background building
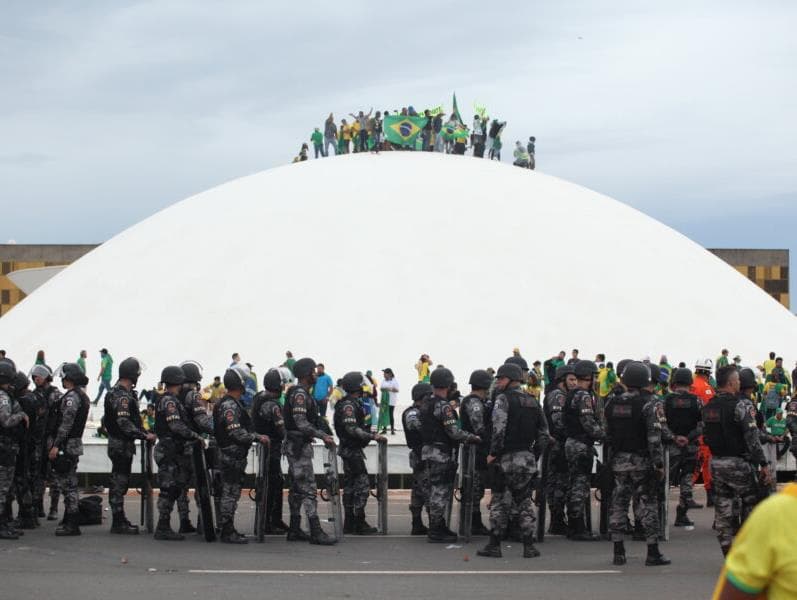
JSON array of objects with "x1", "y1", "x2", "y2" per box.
[
  {"x1": 0, "y1": 244, "x2": 97, "y2": 316},
  {"x1": 709, "y1": 248, "x2": 790, "y2": 309}
]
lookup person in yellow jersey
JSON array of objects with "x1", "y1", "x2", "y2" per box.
[
  {"x1": 711, "y1": 482, "x2": 797, "y2": 599},
  {"x1": 415, "y1": 354, "x2": 432, "y2": 383}
]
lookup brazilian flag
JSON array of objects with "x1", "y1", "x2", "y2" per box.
[
  {"x1": 439, "y1": 122, "x2": 469, "y2": 142},
  {"x1": 384, "y1": 115, "x2": 428, "y2": 146}
]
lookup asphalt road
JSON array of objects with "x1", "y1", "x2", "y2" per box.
[{"x1": 1, "y1": 487, "x2": 724, "y2": 600}]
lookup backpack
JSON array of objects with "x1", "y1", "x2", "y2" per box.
[{"x1": 78, "y1": 495, "x2": 103, "y2": 525}]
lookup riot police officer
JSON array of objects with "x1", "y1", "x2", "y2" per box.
[
  {"x1": 213, "y1": 367, "x2": 270, "y2": 543},
  {"x1": 251, "y1": 368, "x2": 287, "y2": 533},
  {"x1": 334, "y1": 371, "x2": 386, "y2": 535},
  {"x1": 421, "y1": 367, "x2": 480, "y2": 543},
  {"x1": 663, "y1": 368, "x2": 702, "y2": 527},
  {"x1": 103, "y1": 357, "x2": 154, "y2": 535},
  {"x1": 153, "y1": 366, "x2": 204, "y2": 541},
  {"x1": 10, "y1": 372, "x2": 42, "y2": 530},
  {"x1": 542, "y1": 364, "x2": 576, "y2": 535},
  {"x1": 283, "y1": 357, "x2": 336, "y2": 545},
  {"x1": 0, "y1": 360, "x2": 28, "y2": 540},
  {"x1": 606, "y1": 361, "x2": 670, "y2": 567},
  {"x1": 704, "y1": 366, "x2": 769, "y2": 556},
  {"x1": 176, "y1": 360, "x2": 212, "y2": 534},
  {"x1": 48, "y1": 363, "x2": 90, "y2": 536},
  {"x1": 460, "y1": 369, "x2": 493, "y2": 536},
  {"x1": 403, "y1": 382, "x2": 432, "y2": 535},
  {"x1": 30, "y1": 364, "x2": 60, "y2": 520},
  {"x1": 478, "y1": 362, "x2": 549, "y2": 559},
  {"x1": 563, "y1": 360, "x2": 604, "y2": 540}
]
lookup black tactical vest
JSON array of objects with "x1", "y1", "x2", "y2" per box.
[
  {"x1": 563, "y1": 389, "x2": 591, "y2": 442},
  {"x1": 703, "y1": 393, "x2": 746, "y2": 457},
  {"x1": 420, "y1": 397, "x2": 453, "y2": 449},
  {"x1": 103, "y1": 385, "x2": 142, "y2": 439},
  {"x1": 55, "y1": 388, "x2": 90, "y2": 441},
  {"x1": 213, "y1": 396, "x2": 253, "y2": 447},
  {"x1": 334, "y1": 397, "x2": 369, "y2": 449},
  {"x1": 503, "y1": 388, "x2": 541, "y2": 452},
  {"x1": 664, "y1": 392, "x2": 700, "y2": 437},
  {"x1": 155, "y1": 394, "x2": 185, "y2": 439},
  {"x1": 251, "y1": 392, "x2": 284, "y2": 440},
  {"x1": 402, "y1": 406, "x2": 424, "y2": 452},
  {"x1": 606, "y1": 392, "x2": 647, "y2": 453},
  {"x1": 283, "y1": 385, "x2": 319, "y2": 433},
  {"x1": 543, "y1": 388, "x2": 566, "y2": 434}
]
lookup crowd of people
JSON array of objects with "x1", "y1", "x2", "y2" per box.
[
  {"x1": 0, "y1": 345, "x2": 795, "y2": 571},
  {"x1": 292, "y1": 105, "x2": 537, "y2": 170}
]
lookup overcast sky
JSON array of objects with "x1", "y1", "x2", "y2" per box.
[{"x1": 2, "y1": 1, "x2": 796, "y2": 298}]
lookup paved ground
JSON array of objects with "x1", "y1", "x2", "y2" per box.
[{"x1": 1, "y1": 487, "x2": 725, "y2": 600}]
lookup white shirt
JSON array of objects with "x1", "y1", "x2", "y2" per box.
[{"x1": 381, "y1": 378, "x2": 400, "y2": 406}]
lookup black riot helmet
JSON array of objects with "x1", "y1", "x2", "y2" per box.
[
  {"x1": 0, "y1": 360, "x2": 15, "y2": 385},
  {"x1": 13, "y1": 371, "x2": 30, "y2": 396},
  {"x1": 573, "y1": 360, "x2": 599, "y2": 380},
  {"x1": 496, "y1": 362, "x2": 523, "y2": 382},
  {"x1": 262, "y1": 368, "x2": 283, "y2": 393},
  {"x1": 468, "y1": 369, "x2": 493, "y2": 390},
  {"x1": 554, "y1": 364, "x2": 575, "y2": 382},
  {"x1": 671, "y1": 368, "x2": 693, "y2": 387},
  {"x1": 738, "y1": 367, "x2": 757, "y2": 391},
  {"x1": 411, "y1": 382, "x2": 433, "y2": 403},
  {"x1": 504, "y1": 356, "x2": 529, "y2": 371},
  {"x1": 223, "y1": 367, "x2": 246, "y2": 391},
  {"x1": 292, "y1": 357, "x2": 317, "y2": 380},
  {"x1": 57, "y1": 362, "x2": 89, "y2": 386},
  {"x1": 119, "y1": 357, "x2": 143, "y2": 384},
  {"x1": 616, "y1": 359, "x2": 633, "y2": 378},
  {"x1": 621, "y1": 361, "x2": 651, "y2": 389},
  {"x1": 341, "y1": 371, "x2": 365, "y2": 394},
  {"x1": 179, "y1": 360, "x2": 203, "y2": 384},
  {"x1": 429, "y1": 367, "x2": 454, "y2": 389},
  {"x1": 29, "y1": 363, "x2": 53, "y2": 383},
  {"x1": 161, "y1": 366, "x2": 186, "y2": 387}
]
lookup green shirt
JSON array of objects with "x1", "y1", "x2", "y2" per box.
[
  {"x1": 311, "y1": 131, "x2": 323, "y2": 145},
  {"x1": 766, "y1": 416, "x2": 787, "y2": 436},
  {"x1": 77, "y1": 357, "x2": 86, "y2": 374},
  {"x1": 101, "y1": 354, "x2": 113, "y2": 381}
]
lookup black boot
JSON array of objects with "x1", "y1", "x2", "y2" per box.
[
  {"x1": 343, "y1": 506, "x2": 356, "y2": 534},
  {"x1": 220, "y1": 521, "x2": 248, "y2": 544},
  {"x1": 523, "y1": 535, "x2": 540, "y2": 558},
  {"x1": 548, "y1": 512, "x2": 568, "y2": 535},
  {"x1": 110, "y1": 513, "x2": 139, "y2": 535},
  {"x1": 477, "y1": 532, "x2": 502, "y2": 557},
  {"x1": 427, "y1": 517, "x2": 457, "y2": 543},
  {"x1": 286, "y1": 515, "x2": 310, "y2": 542},
  {"x1": 570, "y1": 517, "x2": 599, "y2": 541},
  {"x1": 36, "y1": 499, "x2": 45, "y2": 519},
  {"x1": 14, "y1": 506, "x2": 38, "y2": 530},
  {"x1": 410, "y1": 507, "x2": 428, "y2": 535},
  {"x1": 613, "y1": 541, "x2": 626, "y2": 565},
  {"x1": 471, "y1": 511, "x2": 490, "y2": 536},
  {"x1": 354, "y1": 509, "x2": 377, "y2": 535},
  {"x1": 55, "y1": 512, "x2": 81, "y2": 537},
  {"x1": 309, "y1": 516, "x2": 337, "y2": 545},
  {"x1": 178, "y1": 517, "x2": 197, "y2": 534},
  {"x1": 0, "y1": 516, "x2": 18, "y2": 540},
  {"x1": 706, "y1": 488, "x2": 715, "y2": 507},
  {"x1": 154, "y1": 517, "x2": 184, "y2": 541},
  {"x1": 674, "y1": 506, "x2": 694, "y2": 527},
  {"x1": 645, "y1": 543, "x2": 671, "y2": 566}
]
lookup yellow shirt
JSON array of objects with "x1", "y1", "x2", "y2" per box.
[
  {"x1": 416, "y1": 362, "x2": 430, "y2": 382},
  {"x1": 763, "y1": 359, "x2": 776, "y2": 376},
  {"x1": 712, "y1": 483, "x2": 797, "y2": 600}
]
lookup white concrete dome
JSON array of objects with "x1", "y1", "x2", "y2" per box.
[{"x1": 1, "y1": 152, "x2": 795, "y2": 392}]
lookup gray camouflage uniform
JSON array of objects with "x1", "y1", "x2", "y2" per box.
[
  {"x1": 0, "y1": 389, "x2": 25, "y2": 524},
  {"x1": 460, "y1": 393, "x2": 489, "y2": 517},
  {"x1": 51, "y1": 388, "x2": 88, "y2": 517},
  {"x1": 214, "y1": 395, "x2": 258, "y2": 527},
  {"x1": 334, "y1": 396, "x2": 374, "y2": 511},
  {"x1": 489, "y1": 386, "x2": 549, "y2": 538},
  {"x1": 403, "y1": 405, "x2": 429, "y2": 511},
  {"x1": 105, "y1": 384, "x2": 148, "y2": 516},
  {"x1": 565, "y1": 389, "x2": 605, "y2": 523},
  {"x1": 543, "y1": 387, "x2": 569, "y2": 522},
  {"x1": 177, "y1": 386, "x2": 213, "y2": 521}
]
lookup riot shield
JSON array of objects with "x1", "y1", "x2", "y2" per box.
[
  {"x1": 536, "y1": 445, "x2": 549, "y2": 543},
  {"x1": 253, "y1": 443, "x2": 270, "y2": 542},
  {"x1": 443, "y1": 446, "x2": 458, "y2": 531},
  {"x1": 376, "y1": 439, "x2": 388, "y2": 535},
  {"x1": 660, "y1": 447, "x2": 670, "y2": 542},
  {"x1": 320, "y1": 445, "x2": 343, "y2": 541},
  {"x1": 458, "y1": 443, "x2": 475, "y2": 542},
  {"x1": 140, "y1": 439, "x2": 154, "y2": 534},
  {"x1": 205, "y1": 440, "x2": 222, "y2": 533},
  {"x1": 192, "y1": 440, "x2": 216, "y2": 542},
  {"x1": 597, "y1": 443, "x2": 613, "y2": 539}
]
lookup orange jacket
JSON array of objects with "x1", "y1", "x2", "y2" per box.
[{"x1": 690, "y1": 375, "x2": 715, "y2": 405}]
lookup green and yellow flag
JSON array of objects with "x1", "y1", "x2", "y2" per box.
[{"x1": 384, "y1": 115, "x2": 428, "y2": 146}]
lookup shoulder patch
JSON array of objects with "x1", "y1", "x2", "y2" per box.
[
  {"x1": 294, "y1": 395, "x2": 305, "y2": 406},
  {"x1": 442, "y1": 404, "x2": 453, "y2": 418},
  {"x1": 225, "y1": 409, "x2": 235, "y2": 423},
  {"x1": 344, "y1": 405, "x2": 354, "y2": 416}
]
